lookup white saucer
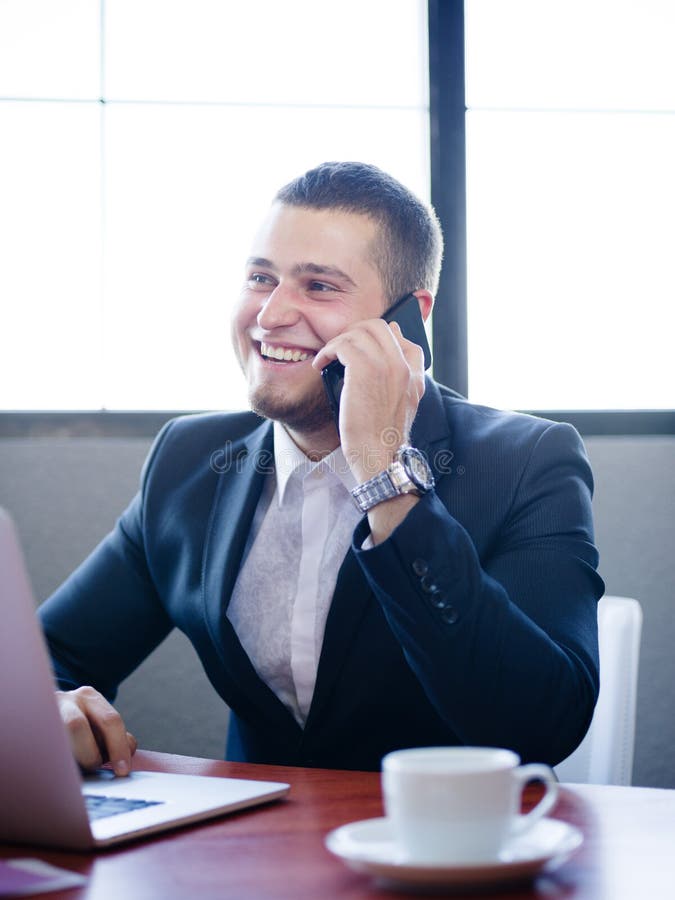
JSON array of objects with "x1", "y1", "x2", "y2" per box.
[{"x1": 325, "y1": 816, "x2": 583, "y2": 890}]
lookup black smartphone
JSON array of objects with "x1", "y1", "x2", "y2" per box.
[{"x1": 321, "y1": 292, "x2": 432, "y2": 429}]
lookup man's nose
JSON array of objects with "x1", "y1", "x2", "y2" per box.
[{"x1": 256, "y1": 284, "x2": 301, "y2": 330}]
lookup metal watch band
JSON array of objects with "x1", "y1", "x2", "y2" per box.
[
  {"x1": 350, "y1": 467, "x2": 402, "y2": 513},
  {"x1": 351, "y1": 446, "x2": 434, "y2": 514}
]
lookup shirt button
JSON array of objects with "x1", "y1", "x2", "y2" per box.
[
  {"x1": 440, "y1": 606, "x2": 459, "y2": 625},
  {"x1": 412, "y1": 558, "x2": 429, "y2": 576}
]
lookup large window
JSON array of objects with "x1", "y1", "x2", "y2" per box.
[
  {"x1": 0, "y1": 0, "x2": 429, "y2": 410},
  {"x1": 464, "y1": 0, "x2": 675, "y2": 411},
  {"x1": 2, "y1": 1, "x2": 673, "y2": 422}
]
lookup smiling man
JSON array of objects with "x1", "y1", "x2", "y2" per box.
[
  {"x1": 234, "y1": 201, "x2": 392, "y2": 449},
  {"x1": 39, "y1": 161, "x2": 604, "y2": 775}
]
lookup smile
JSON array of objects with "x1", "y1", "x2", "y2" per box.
[{"x1": 259, "y1": 341, "x2": 314, "y2": 363}]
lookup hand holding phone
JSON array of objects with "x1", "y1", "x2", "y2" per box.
[{"x1": 321, "y1": 293, "x2": 431, "y2": 429}]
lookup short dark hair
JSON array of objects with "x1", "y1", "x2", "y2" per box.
[{"x1": 275, "y1": 161, "x2": 443, "y2": 304}]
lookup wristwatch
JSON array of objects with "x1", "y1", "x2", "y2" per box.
[{"x1": 351, "y1": 445, "x2": 435, "y2": 513}]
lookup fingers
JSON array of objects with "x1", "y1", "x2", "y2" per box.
[
  {"x1": 388, "y1": 321, "x2": 426, "y2": 394},
  {"x1": 314, "y1": 318, "x2": 426, "y2": 396},
  {"x1": 313, "y1": 317, "x2": 406, "y2": 372},
  {"x1": 334, "y1": 317, "x2": 425, "y2": 411},
  {"x1": 312, "y1": 318, "x2": 425, "y2": 481},
  {"x1": 127, "y1": 731, "x2": 138, "y2": 756},
  {"x1": 56, "y1": 687, "x2": 135, "y2": 777}
]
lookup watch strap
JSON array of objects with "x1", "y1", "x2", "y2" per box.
[
  {"x1": 350, "y1": 448, "x2": 432, "y2": 514},
  {"x1": 351, "y1": 467, "x2": 402, "y2": 513}
]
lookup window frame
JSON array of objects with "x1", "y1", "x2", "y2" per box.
[
  {"x1": 427, "y1": 0, "x2": 673, "y2": 436},
  {"x1": 1, "y1": 0, "x2": 672, "y2": 439}
]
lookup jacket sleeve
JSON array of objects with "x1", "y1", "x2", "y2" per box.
[
  {"x1": 37, "y1": 425, "x2": 176, "y2": 701},
  {"x1": 352, "y1": 421, "x2": 604, "y2": 766}
]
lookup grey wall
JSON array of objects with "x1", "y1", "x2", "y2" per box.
[
  {"x1": 1, "y1": 431, "x2": 673, "y2": 783},
  {"x1": 0, "y1": 436, "x2": 228, "y2": 760},
  {"x1": 584, "y1": 436, "x2": 675, "y2": 788}
]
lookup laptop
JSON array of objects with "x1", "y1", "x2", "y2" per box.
[{"x1": 0, "y1": 507, "x2": 289, "y2": 850}]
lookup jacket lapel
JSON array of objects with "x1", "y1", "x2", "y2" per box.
[
  {"x1": 304, "y1": 546, "x2": 371, "y2": 729},
  {"x1": 305, "y1": 378, "x2": 455, "y2": 727},
  {"x1": 201, "y1": 419, "x2": 301, "y2": 733},
  {"x1": 411, "y1": 377, "x2": 456, "y2": 484},
  {"x1": 202, "y1": 418, "x2": 272, "y2": 632}
]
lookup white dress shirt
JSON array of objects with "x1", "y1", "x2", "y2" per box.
[{"x1": 227, "y1": 422, "x2": 361, "y2": 726}]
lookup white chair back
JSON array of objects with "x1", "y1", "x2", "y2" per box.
[{"x1": 554, "y1": 595, "x2": 643, "y2": 785}]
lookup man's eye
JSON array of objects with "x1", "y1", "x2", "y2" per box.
[
  {"x1": 248, "y1": 273, "x2": 274, "y2": 287},
  {"x1": 308, "y1": 281, "x2": 336, "y2": 293}
]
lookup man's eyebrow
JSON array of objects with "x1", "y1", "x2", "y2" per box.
[
  {"x1": 292, "y1": 262, "x2": 357, "y2": 288},
  {"x1": 246, "y1": 256, "x2": 276, "y2": 270}
]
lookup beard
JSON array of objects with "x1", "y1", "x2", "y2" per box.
[{"x1": 249, "y1": 378, "x2": 335, "y2": 434}]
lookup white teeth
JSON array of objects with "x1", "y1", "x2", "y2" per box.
[{"x1": 260, "y1": 341, "x2": 311, "y2": 362}]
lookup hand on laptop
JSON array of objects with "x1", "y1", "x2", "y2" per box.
[{"x1": 56, "y1": 686, "x2": 137, "y2": 777}]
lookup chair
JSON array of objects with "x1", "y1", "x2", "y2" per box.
[{"x1": 554, "y1": 595, "x2": 643, "y2": 785}]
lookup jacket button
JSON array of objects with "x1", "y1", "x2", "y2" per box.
[
  {"x1": 420, "y1": 574, "x2": 440, "y2": 594},
  {"x1": 412, "y1": 558, "x2": 429, "y2": 576},
  {"x1": 430, "y1": 590, "x2": 450, "y2": 610},
  {"x1": 440, "y1": 605, "x2": 459, "y2": 625}
]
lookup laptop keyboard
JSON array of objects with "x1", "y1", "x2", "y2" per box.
[{"x1": 84, "y1": 793, "x2": 164, "y2": 821}]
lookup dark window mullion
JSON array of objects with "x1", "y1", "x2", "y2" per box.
[{"x1": 428, "y1": 0, "x2": 468, "y2": 397}]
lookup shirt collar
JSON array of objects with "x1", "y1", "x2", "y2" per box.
[{"x1": 272, "y1": 421, "x2": 357, "y2": 504}]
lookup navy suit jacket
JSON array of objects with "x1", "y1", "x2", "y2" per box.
[{"x1": 39, "y1": 379, "x2": 604, "y2": 770}]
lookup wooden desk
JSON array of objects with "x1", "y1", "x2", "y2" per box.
[{"x1": 2, "y1": 750, "x2": 675, "y2": 899}]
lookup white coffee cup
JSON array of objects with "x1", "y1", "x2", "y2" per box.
[{"x1": 381, "y1": 746, "x2": 559, "y2": 864}]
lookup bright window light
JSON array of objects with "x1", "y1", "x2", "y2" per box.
[
  {"x1": 0, "y1": 0, "x2": 429, "y2": 411},
  {"x1": 0, "y1": 0, "x2": 100, "y2": 99},
  {"x1": 103, "y1": 104, "x2": 429, "y2": 410},
  {"x1": 466, "y1": 0, "x2": 675, "y2": 111},
  {"x1": 465, "y1": 0, "x2": 675, "y2": 410},
  {"x1": 104, "y1": 0, "x2": 428, "y2": 108},
  {"x1": 0, "y1": 103, "x2": 103, "y2": 409}
]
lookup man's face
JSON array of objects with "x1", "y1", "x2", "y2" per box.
[{"x1": 231, "y1": 202, "x2": 388, "y2": 436}]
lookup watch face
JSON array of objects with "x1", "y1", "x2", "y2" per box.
[{"x1": 400, "y1": 447, "x2": 434, "y2": 491}]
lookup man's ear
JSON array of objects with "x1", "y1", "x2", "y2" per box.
[{"x1": 412, "y1": 289, "x2": 434, "y2": 323}]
